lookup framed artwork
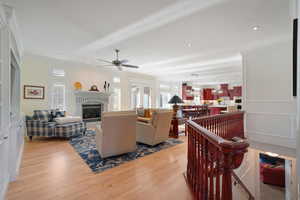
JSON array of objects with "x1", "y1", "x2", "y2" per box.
[{"x1": 24, "y1": 85, "x2": 45, "y2": 99}]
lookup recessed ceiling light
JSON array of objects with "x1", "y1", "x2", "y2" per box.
[
  {"x1": 252, "y1": 26, "x2": 260, "y2": 31},
  {"x1": 187, "y1": 43, "x2": 192, "y2": 47}
]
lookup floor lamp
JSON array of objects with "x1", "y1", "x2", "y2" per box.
[{"x1": 168, "y1": 95, "x2": 184, "y2": 138}]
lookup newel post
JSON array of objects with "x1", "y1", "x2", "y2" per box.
[{"x1": 222, "y1": 152, "x2": 233, "y2": 200}]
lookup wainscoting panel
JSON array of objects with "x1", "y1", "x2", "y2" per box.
[
  {"x1": 245, "y1": 111, "x2": 297, "y2": 148},
  {"x1": 246, "y1": 112, "x2": 296, "y2": 138}
]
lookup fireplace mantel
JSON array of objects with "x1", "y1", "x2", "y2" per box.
[
  {"x1": 74, "y1": 91, "x2": 111, "y2": 103},
  {"x1": 74, "y1": 91, "x2": 111, "y2": 118}
]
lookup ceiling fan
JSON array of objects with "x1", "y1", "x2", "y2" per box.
[{"x1": 97, "y1": 49, "x2": 139, "y2": 71}]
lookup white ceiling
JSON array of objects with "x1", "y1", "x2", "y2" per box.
[{"x1": 4, "y1": 0, "x2": 293, "y2": 84}]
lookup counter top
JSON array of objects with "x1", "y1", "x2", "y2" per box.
[{"x1": 208, "y1": 105, "x2": 227, "y2": 108}]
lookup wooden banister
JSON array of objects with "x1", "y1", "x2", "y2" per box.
[
  {"x1": 193, "y1": 111, "x2": 245, "y2": 139},
  {"x1": 185, "y1": 111, "x2": 251, "y2": 200}
]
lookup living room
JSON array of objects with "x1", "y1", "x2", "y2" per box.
[{"x1": 0, "y1": 0, "x2": 299, "y2": 200}]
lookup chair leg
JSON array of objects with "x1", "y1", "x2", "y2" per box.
[{"x1": 29, "y1": 136, "x2": 33, "y2": 141}]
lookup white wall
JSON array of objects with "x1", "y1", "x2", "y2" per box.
[
  {"x1": 21, "y1": 54, "x2": 157, "y2": 115},
  {"x1": 243, "y1": 40, "x2": 297, "y2": 148}
]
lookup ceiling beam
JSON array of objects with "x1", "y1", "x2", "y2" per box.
[{"x1": 75, "y1": 0, "x2": 228, "y2": 55}]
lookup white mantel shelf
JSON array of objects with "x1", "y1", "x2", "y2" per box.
[{"x1": 75, "y1": 90, "x2": 111, "y2": 96}]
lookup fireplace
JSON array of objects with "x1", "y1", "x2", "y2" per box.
[
  {"x1": 74, "y1": 91, "x2": 110, "y2": 123},
  {"x1": 82, "y1": 104, "x2": 102, "y2": 122}
]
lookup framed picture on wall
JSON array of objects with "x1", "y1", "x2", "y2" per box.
[{"x1": 24, "y1": 85, "x2": 45, "y2": 99}]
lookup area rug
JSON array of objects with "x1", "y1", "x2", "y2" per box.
[{"x1": 69, "y1": 130, "x2": 183, "y2": 173}]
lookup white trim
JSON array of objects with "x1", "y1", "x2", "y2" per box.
[
  {"x1": 246, "y1": 100, "x2": 295, "y2": 103},
  {"x1": 246, "y1": 112, "x2": 297, "y2": 117},
  {"x1": 247, "y1": 131, "x2": 297, "y2": 148},
  {"x1": 247, "y1": 130, "x2": 293, "y2": 139},
  {"x1": 0, "y1": 180, "x2": 8, "y2": 200},
  {"x1": 9, "y1": 138, "x2": 24, "y2": 182},
  {"x1": 2, "y1": 5, "x2": 23, "y2": 56}
]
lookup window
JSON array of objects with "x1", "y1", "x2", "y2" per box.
[
  {"x1": 50, "y1": 68, "x2": 66, "y2": 111},
  {"x1": 51, "y1": 84, "x2": 66, "y2": 110},
  {"x1": 143, "y1": 87, "x2": 152, "y2": 108},
  {"x1": 52, "y1": 68, "x2": 65, "y2": 77},
  {"x1": 112, "y1": 87, "x2": 121, "y2": 111},
  {"x1": 160, "y1": 84, "x2": 170, "y2": 89},
  {"x1": 113, "y1": 76, "x2": 120, "y2": 83},
  {"x1": 131, "y1": 85, "x2": 140, "y2": 109},
  {"x1": 159, "y1": 92, "x2": 171, "y2": 108}
]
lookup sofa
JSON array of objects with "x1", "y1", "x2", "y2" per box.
[
  {"x1": 136, "y1": 109, "x2": 173, "y2": 146},
  {"x1": 26, "y1": 109, "x2": 86, "y2": 140},
  {"x1": 95, "y1": 111, "x2": 137, "y2": 158},
  {"x1": 259, "y1": 153, "x2": 285, "y2": 187}
]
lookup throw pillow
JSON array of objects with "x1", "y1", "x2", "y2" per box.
[
  {"x1": 137, "y1": 107, "x2": 145, "y2": 117},
  {"x1": 33, "y1": 110, "x2": 50, "y2": 121},
  {"x1": 144, "y1": 109, "x2": 151, "y2": 118},
  {"x1": 55, "y1": 109, "x2": 66, "y2": 118},
  {"x1": 54, "y1": 116, "x2": 81, "y2": 124},
  {"x1": 50, "y1": 109, "x2": 66, "y2": 120}
]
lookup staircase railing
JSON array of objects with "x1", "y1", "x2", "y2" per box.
[
  {"x1": 192, "y1": 111, "x2": 245, "y2": 140},
  {"x1": 186, "y1": 111, "x2": 250, "y2": 200}
]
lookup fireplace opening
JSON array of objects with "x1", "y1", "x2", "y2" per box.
[{"x1": 82, "y1": 104, "x2": 102, "y2": 122}]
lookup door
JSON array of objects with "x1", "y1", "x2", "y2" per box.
[
  {"x1": 0, "y1": 18, "x2": 10, "y2": 198},
  {"x1": 130, "y1": 83, "x2": 153, "y2": 109}
]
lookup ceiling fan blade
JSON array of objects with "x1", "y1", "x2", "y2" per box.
[
  {"x1": 97, "y1": 64, "x2": 114, "y2": 67},
  {"x1": 120, "y1": 59, "x2": 129, "y2": 64},
  {"x1": 121, "y1": 64, "x2": 139, "y2": 69},
  {"x1": 96, "y1": 58, "x2": 112, "y2": 64}
]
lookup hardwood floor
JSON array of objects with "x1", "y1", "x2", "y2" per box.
[{"x1": 6, "y1": 136, "x2": 193, "y2": 200}]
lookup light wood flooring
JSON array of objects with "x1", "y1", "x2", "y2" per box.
[{"x1": 6, "y1": 136, "x2": 192, "y2": 200}]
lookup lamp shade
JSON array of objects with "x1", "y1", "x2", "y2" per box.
[{"x1": 168, "y1": 95, "x2": 184, "y2": 104}]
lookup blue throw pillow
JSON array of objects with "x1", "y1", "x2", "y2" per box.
[
  {"x1": 50, "y1": 109, "x2": 66, "y2": 120},
  {"x1": 33, "y1": 110, "x2": 50, "y2": 121}
]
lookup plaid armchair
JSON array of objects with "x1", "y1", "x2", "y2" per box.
[{"x1": 26, "y1": 110, "x2": 86, "y2": 140}]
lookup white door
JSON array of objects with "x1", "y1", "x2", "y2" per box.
[
  {"x1": 130, "y1": 84, "x2": 153, "y2": 109},
  {"x1": 243, "y1": 40, "x2": 297, "y2": 148},
  {"x1": 0, "y1": 20, "x2": 10, "y2": 199}
]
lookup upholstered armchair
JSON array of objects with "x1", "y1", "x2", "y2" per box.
[
  {"x1": 95, "y1": 111, "x2": 137, "y2": 158},
  {"x1": 136, "y1": 109, "x2": 173, "y2": 146}
]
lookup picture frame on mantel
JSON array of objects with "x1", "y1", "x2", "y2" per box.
[{"x1": 24, "y1": 85, "x2": 45, "y2": 99}]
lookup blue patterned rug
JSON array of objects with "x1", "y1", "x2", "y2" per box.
[{"x1": 69, "y1": 130, "x2": 183, "y2": 173}]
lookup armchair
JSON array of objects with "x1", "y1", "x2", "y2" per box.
[
  {"x1": 95, "y1": 111, "x2": 137, "y2": 158},
  {"x1": 136, "y1": 109, "x2": 173, "y2": 146}
]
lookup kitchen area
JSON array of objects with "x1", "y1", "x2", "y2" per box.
[{"x1": 181, "y1": 82, "x2": 242, "y2": 116}]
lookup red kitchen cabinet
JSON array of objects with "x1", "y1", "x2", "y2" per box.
[
  {"x1": 234, "y1": 86, "x2": 242, "y2": 96},
  {"x1": 182, "y1": 84, "x2": 194, "y2": 100},
  {"x1": 202, "y1": 88, "x2": 213, "y2": 100}
]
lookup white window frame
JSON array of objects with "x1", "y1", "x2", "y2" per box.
[
  {"x1": 49, "y1": 68, "x2": 67, "y2": 111},
  {"x1": 51, "y1": 83, "x2": 66, "y2": 111},
  {"x1": 129, "y1": 81, "x2": 154, "y2": 109},
  {"x1": 111, "y1": 87, "x2": 121, "y2": 111}
]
